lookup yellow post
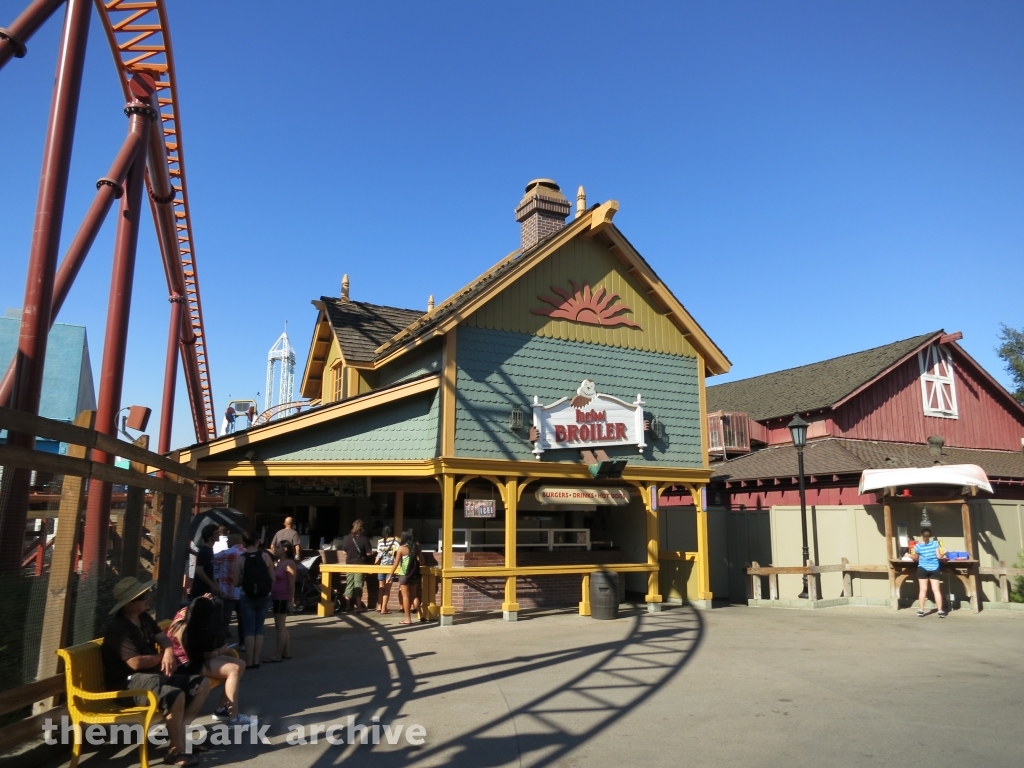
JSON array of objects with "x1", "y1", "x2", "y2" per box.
[
  {"x1": 318, "y1": 568, "x2": 334, "y2": 617},
  {"x1": 643, "y1": 484, "x2": 663, "y2": 611},
  {"x1": 694, "y1": 484, "x2": 713, "y2": 605},
  {"x1": 502, "y1": 478, "x2": 520, "y2": 621},
  {"x1": 440, "y1": 473, "x2": 456, "y2": 625},
  {"x1": 580, "y1": 572, "x2": 591, "y2": 616}
]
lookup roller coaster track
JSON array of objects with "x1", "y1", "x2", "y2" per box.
[{"x1": 93, "y1": 0, "x2": 216, "y2": 439}]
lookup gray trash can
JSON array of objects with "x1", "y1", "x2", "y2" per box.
[{"x1": 589, "y1": 570, "x2": 619, "y2": 620}]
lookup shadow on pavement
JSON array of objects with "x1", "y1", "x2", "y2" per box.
[{"x1": 41, "y1": 604, "x2": 703, "y2": 768}]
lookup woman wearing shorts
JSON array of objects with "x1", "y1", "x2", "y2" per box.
[
  {"x1": 265, "y1": 541, "x2": 298, "y2": 662},
  {"x1": 386, "y1": 530, "x2": 423, "y2": 625},
  {"x1": 375, "y1": 526, "x2": 399, "y2": 614},
  {"x1": 910, "y1": 527, "x2": 946, "y2": 617}
]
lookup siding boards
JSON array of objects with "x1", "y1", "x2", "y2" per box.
[
  {"x1": 835, "y1": 352, "x2": 1024, "y2": 451},
  {"x1": 222, "y1": 391, "x2": 441, "y2": 462},
  {"x1": 465, "y1": 238, "x2": 697, "y2": 358},
  {"x1": 454, "y1": 326, "x2": 702, "y2": 465}
]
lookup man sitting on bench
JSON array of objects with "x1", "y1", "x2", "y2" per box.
[{"x1": 102, "y1": 577, "x2": 211, "y2": 767}]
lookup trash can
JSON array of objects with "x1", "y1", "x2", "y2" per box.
[{"x1": 590, "y1": 570, "x2": 619, "y2": 620}]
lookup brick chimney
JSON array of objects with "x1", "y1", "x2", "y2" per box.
[{"x1": 515, "y1": 179, "x2": 572, "y2": 251}]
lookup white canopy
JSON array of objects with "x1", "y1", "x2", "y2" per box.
[{"x1": 858, "y1": 464, "x2": 992, "y2": 495}]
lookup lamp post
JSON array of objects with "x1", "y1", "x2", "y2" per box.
[{"x1": 788, "y1": 414, "x2": 810, "y2": 599}]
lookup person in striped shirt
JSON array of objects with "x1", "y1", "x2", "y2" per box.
[{"x1": 910, "y1": 527, "x2": 947, "y2": 617}]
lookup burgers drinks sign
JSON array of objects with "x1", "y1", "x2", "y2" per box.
[{"x1": 531, "y1": 379, "x2": 646, "y2": 458}]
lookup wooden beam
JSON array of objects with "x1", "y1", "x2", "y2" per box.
[
  {"x1": 0, "y1": 443, "x2": 192, "y2": 496},
  {"x1": 35, "y1": 411, "x2": 93, "y2": 684},
  {"x1": 119, "y1": 434, "x2": 149, "y2": 579},
  {"x1": 0, "y1": 676, "x2": 63, "y2": 718},
  {"x1": 441, "y1": 329, "x2": 457, "y2": 457},
  {"x1": 0, "y1": 406, "x2": 197, "y2": 478}
]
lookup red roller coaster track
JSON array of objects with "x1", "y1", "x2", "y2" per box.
[
  {"x1": 96, "y1": 0, "x2": 215, "y2": 440},
  {"x1": 0, "y1": 0, "x2": 216, "y2": 573}
]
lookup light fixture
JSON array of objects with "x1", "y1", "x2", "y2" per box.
[
  {"x1": 788, "y1": 414, "x2": 808, "y2": 449},
  {"x1": 509, "y1": 404, "x2": 524, "y2": 430},
  {"x1": 649, "y1": 415, "x2": 663, "y2": 440},
  {"x1": 589, "y1": 460, "x2": 628, "y2": 479},
  {"x1": 920, "y1": 506, "x2": 932, "y2": 528}
]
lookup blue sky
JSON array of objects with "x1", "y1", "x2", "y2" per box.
[{"x1": 1, "y1": 2, "x2": 1021, "y2": 449}]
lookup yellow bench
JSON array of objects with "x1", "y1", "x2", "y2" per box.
[
  {"x1": 57, "y1": 622, "x2": 236, "y2": 768},
  {"x1": 57, "y1": 639, "x2": 160, "y2": 768}
]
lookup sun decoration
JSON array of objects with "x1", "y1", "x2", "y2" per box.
[{"x1": 531, "y1": 281, "x2": 641, "y2": 329}]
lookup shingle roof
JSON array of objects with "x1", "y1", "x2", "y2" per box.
[
  {"x1": 321, "y1": 297, "x2": 424, "y2": 363},
  {"x1": 710, "y1": 438, "x2": 1024, "y2": 483},
  {"x1": 706, "y1": 332, "x2": 940, "y2": 421}
]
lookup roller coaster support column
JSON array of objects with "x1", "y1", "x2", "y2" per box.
[
  {"x1": 157, "y1": 294, "x2": 185, "y2": 457},
  {"x1": 81, "y1": 79, "x2": 157, "y2": 577},
  {"x1": 0, "y1": 0, "x2": 65, "y2": 71},
  {"x1": 0, "y1": 79, "x2": 153, "y2": 407},
  {"x1": 0, "y1": 0, "x2": 89, "y2": 574}
]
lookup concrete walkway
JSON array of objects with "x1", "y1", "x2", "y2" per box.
[{"x1": 38, "y1": 603, "x2": 1022, "y2": 768}]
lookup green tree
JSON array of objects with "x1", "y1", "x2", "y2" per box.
[{"x1": 996, "y1": 324, "x2": 1024, "y2": 404}]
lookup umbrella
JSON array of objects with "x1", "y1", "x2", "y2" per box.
[{"x1": 188, "y1": 507, "x2": 250, "y2": 544}]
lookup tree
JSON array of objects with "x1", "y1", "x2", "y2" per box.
[{"x1": 996, "y1": 324, "x2": 1024, "y2": 404}]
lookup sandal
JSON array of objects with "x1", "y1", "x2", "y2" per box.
[{"x1": 166, "y1": 749, "x2": 200, "y2": 766}]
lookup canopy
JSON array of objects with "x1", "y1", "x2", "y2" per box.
[{"x1": 858, "y1": 464, "x2": 992, "y2": 495}]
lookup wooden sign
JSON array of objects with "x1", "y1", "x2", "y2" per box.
[
  {"x1": 535, "y1": 487, "x2": 631, "y2": 506},
  {"x1": 464, "y1": 499, "x2": 496, "y2": 518},
  {"x1": 532, "y1": 379, "x2": 645, "y2": 457}
]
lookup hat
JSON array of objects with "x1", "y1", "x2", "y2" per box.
[{"x1": 109, "y1": 576, "x2": 156, "y2": 615}]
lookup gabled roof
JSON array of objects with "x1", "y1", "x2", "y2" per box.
[
  {"x1": 320, "y1": 298, "x2": 424, "y2": 363},
  {"x1": 706, "y1": 332, "x2": 941, "y2": 421},
  {"x1": 710, "y1": 437, "x2": 1024, "y2": 484},
  {"x1": 371, "y1": 202, "x2": 731, "y2": 374}
]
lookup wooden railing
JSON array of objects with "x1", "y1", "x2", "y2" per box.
[
  {"x1": 979, "y1": 562, "x2": 1024, "y2": 604},
  {"x1": 0, "y1": 407, "x2": 196, "y2": 752},
  {"x1": 747, "y1": 559, "x2": 886, "y2": 601},
  {"x1": 749, "y1": 559, "x2": 1024, "y2": 607}
]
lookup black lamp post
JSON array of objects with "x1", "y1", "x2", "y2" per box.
[{"x1": 788, "y1": 414, "x2": 810, "y2": 599}]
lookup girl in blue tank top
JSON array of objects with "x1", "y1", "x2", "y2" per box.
[{"x1": 911, "y1": 527, "x2": 946, "y2": 618}]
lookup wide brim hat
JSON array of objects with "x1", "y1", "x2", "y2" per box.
[{"x1": 110, "y1": 576, "x2": 156, "y2": 614}]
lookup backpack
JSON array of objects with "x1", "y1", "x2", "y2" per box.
[{"x1": 241, "y1": 551, "x2": 272, "y2": 599}]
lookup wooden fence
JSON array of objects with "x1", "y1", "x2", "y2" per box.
[{"x1": 0, "y1": 407, "x2": 195, "y2": 753}]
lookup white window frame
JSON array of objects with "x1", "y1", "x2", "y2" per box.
[{"x1": 918, "y1": 344, "x2": 958, "y2": 419}]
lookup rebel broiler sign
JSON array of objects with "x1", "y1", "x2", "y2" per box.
[{"x1": 531, "y1": 379, "x2": 647, "y2": 458}]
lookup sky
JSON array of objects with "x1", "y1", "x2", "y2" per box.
[{"x1": 1, "y1": 1, "x2": 1022, "y2": 450}]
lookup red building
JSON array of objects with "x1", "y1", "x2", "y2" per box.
[{"x1": 702, "y1": 330, "x2": 1024, "y2": 507}]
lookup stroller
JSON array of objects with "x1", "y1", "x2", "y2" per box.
[{"x1": 292, "y1": 554, "x2": 324, "y2": 614}]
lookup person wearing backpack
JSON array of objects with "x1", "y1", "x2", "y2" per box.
[{"x1": 233, "y1": 532, "x2": 274, "y2": 668}]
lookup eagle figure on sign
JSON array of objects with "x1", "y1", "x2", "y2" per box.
[{"x1": 571, "y1": 379, "x2": 597, "y2": 408}]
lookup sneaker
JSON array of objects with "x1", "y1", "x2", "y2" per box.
[
  {"x1": 227, "y1": 713, "x2": 253, "y2": 726},
  {"x1": 917, "y1": 610, "x2": 925, "y2": 617},
  {"x1": 938, "y1": 611, "x2": 947, "y2": 618},
  {"x1": 212, "y1": 706, "x2": 231, "y2": 721}
]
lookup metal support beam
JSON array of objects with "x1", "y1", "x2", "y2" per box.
[
  {"x1": 0, "y1": 93, "x2": 151, "y2": 406},
  {"x1": 0, "y1": 0, "x2": 65, "y2": 70},
  {"x1": 157, "y1": 295, "x2": 184, "y2": 457},
  {"x1": 0, "y1": 0, "x2": 90, "y2": 573},
  {"x1": 80, "y1": 83, "x2": 155, "y2": 576}
]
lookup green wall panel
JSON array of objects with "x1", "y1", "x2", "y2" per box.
[
  {"x1": 228, "y1": 390, "x2": 440, "y2": 462},
  {"x1": 455, "y1": 326, "x2": 702, "y2": 465}
]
